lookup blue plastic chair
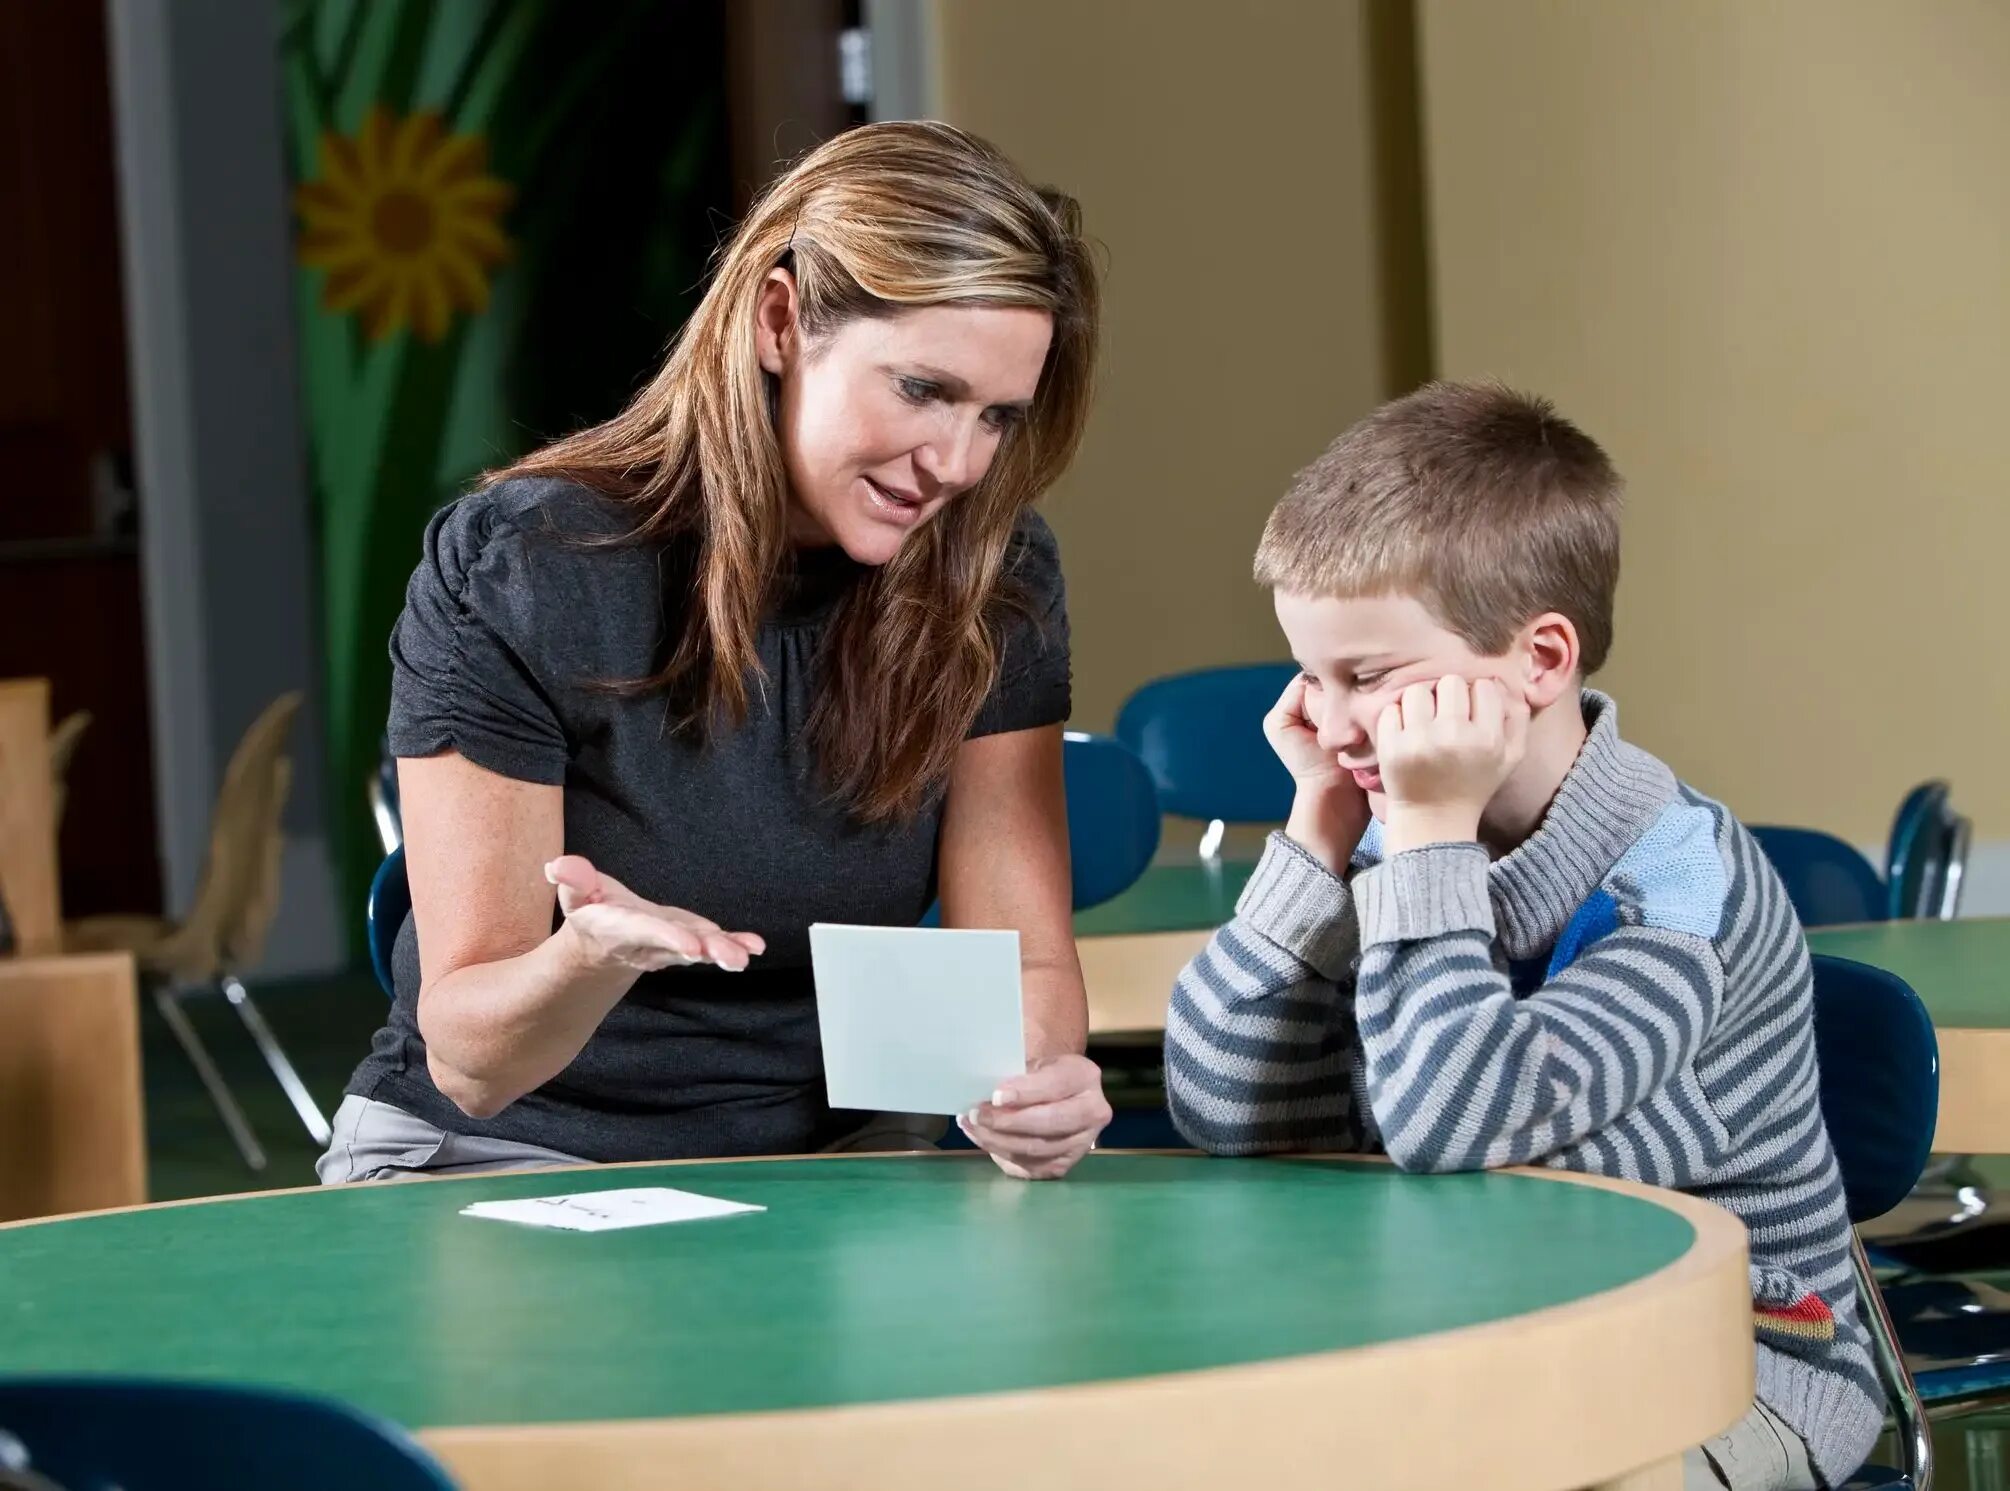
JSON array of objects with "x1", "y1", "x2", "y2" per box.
[
  {"x1": 1810, "y1": 953, "x2": 1940, "y2": 1487},
  {"x1": 923, "y1": 731, "x2": 1161, "y2": 925},
  {"x1": 0, "y1": 1377, "x2": 457, "y2": 1490},
  {"x1": 1824, "y1": 944, "x2": 2010, "y2": 1488},
  {"x1": 367, "y1": 844, "x2": 409, "y2": 999},
  {"x1": 1886, "y1": 782, "x2": 1971, "y2": 922},
  {"x1": 1059, "y1": 731, "x2": 1163, "y2": 912},
  {"x1": 1752, "y1": 826, "x2": 1889, "y2": 928},
  {"x1": 1115, "y1": 663, "x2": 1299, "y2": 853}
]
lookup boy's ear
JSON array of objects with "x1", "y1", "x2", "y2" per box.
[{"x1": 1521, "y1": 613, "x2": 1580, "y2": 709}]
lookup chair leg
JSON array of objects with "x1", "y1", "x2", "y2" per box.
[
  {"x1": 1968, "y1": 1427, "x2": 2008, "y2": 1491},
  {"x1": 153, "y1": 985, "x2": 267, "y2": 1171},
  {"x1": 1854, "y1": 1230, "x2": 1935, "y2": 1490},
  {"x1": 221, "y1": 974, "x2": 332, "y2": 1147}
]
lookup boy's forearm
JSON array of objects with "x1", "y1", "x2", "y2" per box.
[{"x1": 1163, "y1": 833, "x2": 1368, "y2": 1154}]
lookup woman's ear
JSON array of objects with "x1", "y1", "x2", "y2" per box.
[
  {"x1": 754, "y1": 268, "x2": 800, "y2": 377},
  {"x1": 1521, "y1": 612, "x2": 1582, "y2": 709}
]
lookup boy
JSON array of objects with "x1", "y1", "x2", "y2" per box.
[{"x1": 1165, "y1": 383, "x2": 1880, "y2": 1489}]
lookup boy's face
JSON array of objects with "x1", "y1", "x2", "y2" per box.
[{"x1": 1273, "y1": 589, "x2": 1530, "y2": 818}]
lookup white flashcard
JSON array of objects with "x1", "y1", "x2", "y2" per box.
[
  {"x1": 459, "y1": 1186, "x2": 763, "y2": 1232},
  {"x1": 810, "y1": 923, "x2": 1025, "y2": 1117}
]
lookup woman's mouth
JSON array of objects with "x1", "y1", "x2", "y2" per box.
[{"x1": 863, "y1": 477, "x2": 926, "y2": 526}]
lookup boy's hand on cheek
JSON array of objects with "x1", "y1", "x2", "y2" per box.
[
  {"x1": 1265, "y1": 674, "x2": 1371, "y2": 872},
  {"x1": 1377, "y1": 676, "x2": 1529, "y2": 854}
]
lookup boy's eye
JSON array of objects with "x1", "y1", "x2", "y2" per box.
[
  {"x1": 1300, "y1": 671, "x2": 1322, "y2": 689},
  {"x1": 1352, "y1": 670, "x2": 1388, "y2": 689}
]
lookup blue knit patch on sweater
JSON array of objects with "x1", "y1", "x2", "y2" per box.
[
  {"x1": 1545, "y1": 887, "x2": 1621, "y2": 980},
  {"x1": 1607, "y1": 799, "x2": 1730, "y2": 939}
]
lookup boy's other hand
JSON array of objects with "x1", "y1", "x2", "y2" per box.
[
  {"x1": 1377, "y1": 676, "x2": 1529, "y2": 853},
  {"x1": 1266, "y1": 673, "x2": 1371, "y2": 872}
]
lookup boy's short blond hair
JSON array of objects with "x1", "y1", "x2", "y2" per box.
[{"x1": 1255, "y1": 381, "x2": 1623, "y2": 674}]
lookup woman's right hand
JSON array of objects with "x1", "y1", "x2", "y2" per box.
[
  {"x1": 1264, "y1": 674, "x2": 1371, "y2": 873},
  {"x1": 545, "y1": 855, "x2": 766, "y2": 974}
]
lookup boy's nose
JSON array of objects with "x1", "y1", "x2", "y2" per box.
[{"x1": 1316, "y1": 710, "x2": 1368, "y2": 755}]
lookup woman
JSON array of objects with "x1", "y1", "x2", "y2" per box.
[{"x1": 318, "y1": 122, "x2": 1110, "y2": 1185}]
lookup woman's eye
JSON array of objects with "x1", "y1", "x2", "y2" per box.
[{"x1": 897, "y1": 377, "x2": 941, "y2": 405}]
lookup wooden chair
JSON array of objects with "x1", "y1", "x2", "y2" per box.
[
  {"x1": 45, "y1": 710, "x2": 91, "y2": 830},
  {"x1": 65, "y1": 692, "x2": 326, "y2": 1170}
]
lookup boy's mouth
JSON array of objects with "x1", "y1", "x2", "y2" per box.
[{"x1": 1349, "y1": 767, "x2": 1383, "y2": 792}]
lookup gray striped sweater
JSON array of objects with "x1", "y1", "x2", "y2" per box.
[{"x1": 1165, "y1": 692, "x2": 1882, "y2": 1483}]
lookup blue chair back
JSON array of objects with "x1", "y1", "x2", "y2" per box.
[
  {"x1": 1751, "y1": 826, "x2": 1887, "y2": 929},
  {"x1": 368, "y1": 845, "x2": 409, "y2": 998},
  {"x1": 923, "y1": 732, "x2": 1162, "y2": 925},
  {"x1": 1885, "y1": 779, "x2": 1967, "y2": 922},
  {"x1": 1810, "y1": 954, "x2": 1938, "y2": 1224},
  {"x1": 1115, "y1": 663, "x2": 1298, "y2": 824},
  {"x1": 0, "y1": 1377, "x2": 458, "y2": 1490},
  {"x1": 1063, "y1": 732, "x2": 1162, "y2": 911}
]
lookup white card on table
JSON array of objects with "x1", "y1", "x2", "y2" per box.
[
  {"x1": 459, "y1": 1186, "x2": 763, "y2": 1232},
  {"x1": 810, "y1": 923, "x2": 1025, "y2": 1117}
]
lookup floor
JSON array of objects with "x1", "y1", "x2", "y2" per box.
[{"x1": 143, "y1": 971, "x2": 385, "y2": 1201}]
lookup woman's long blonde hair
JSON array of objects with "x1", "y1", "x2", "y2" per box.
[{"x1": 492, "y1": 121, "x2": 1099, "y2": 822}]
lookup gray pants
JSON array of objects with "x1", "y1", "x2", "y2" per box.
[
  {"x1": 316, "y1": 1095, "x2": 946, "y2": 1184},
  {"x1": 317, "y1": 1096, "x2": 586, "y2": 1183},
  {"x1": 1682, "y1": 1398, "x2": 1822, "y2": 1491}
]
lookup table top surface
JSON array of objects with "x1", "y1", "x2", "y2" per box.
[
  {"x1": 0, "y1": 1154, "x2": 1696, "y2": 1434},
  {"x1": 1072, "y1": 860, "x2": 1256, "y2": 937},
  {"x1": 1807, "y1": 916, "x2": 2010, "y2": 1029}
]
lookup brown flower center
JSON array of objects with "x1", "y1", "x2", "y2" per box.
[{"x1": 370, "y1": 190, "x2": 435, "y2": 254}]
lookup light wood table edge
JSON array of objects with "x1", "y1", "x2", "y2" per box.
[
  {"x1": 0, "y1": 1153, "x2": 1747, "y2": 1491},
  {"x1": 1928, "y1": 1026, "x2": 2010, "y2": 1154},
  {"x1": 1078, "y1": 927, "x2": 1209, "y2": 1036}
]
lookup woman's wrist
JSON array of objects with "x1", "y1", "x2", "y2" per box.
[{"x1": 547, "y1": 916, "x2": 643, "y2": 997}]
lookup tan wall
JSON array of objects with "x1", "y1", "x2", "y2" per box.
[
  {"x1": 1418, "y1": 0, "x2": 2010, "y2": 837},
  {"x1": 930, "y1": 0, "x2": 1421, "y2": 728}
]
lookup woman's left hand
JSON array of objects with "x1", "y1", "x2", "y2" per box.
[{"x1": 958, "y1": 1053, "x2": 1111, "y2": 1180}]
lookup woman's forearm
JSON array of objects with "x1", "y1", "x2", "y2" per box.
[
  {"x1": 1022, "y1": 951, "x2": 1090, "y2": 1061},
  {"x1": 417, "y1": 920, "x2": 640, "y2": 1118}
]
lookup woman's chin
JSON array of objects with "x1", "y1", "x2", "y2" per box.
[{"x1": 830, "y1": 515, "x2": 922, "y2": 568}]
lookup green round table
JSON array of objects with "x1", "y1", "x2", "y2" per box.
[
  {"x1": 1071, "y1": 861, "x2": 1255, "y2": 939},
  {"x1": 0, "y1": 1154, "x2": 1750, "y2": 1491},
  {"x1": 1809, "y1": 916, "x2": 2010, "y2": 1153}
]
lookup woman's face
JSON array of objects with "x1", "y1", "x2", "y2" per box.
[{"x1": 756, "y1": 271, "x2": 1054, "y2": 566}]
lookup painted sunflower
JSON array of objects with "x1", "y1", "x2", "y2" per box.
[{"x1": 294, "y1": 106, "x2": 513, "y2": 344}]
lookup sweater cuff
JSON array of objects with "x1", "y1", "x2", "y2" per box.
[
  {"x1": 1234, "y1": 832, "x2": 1360, "y2": 981},
  {"x1": 1354, "y1": 843, "x2": 1495, "y2": 947}
]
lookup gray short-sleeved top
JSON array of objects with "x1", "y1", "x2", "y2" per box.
[{"x1": 345, "y1": 476, "x2": 1070, "y2": 1161}]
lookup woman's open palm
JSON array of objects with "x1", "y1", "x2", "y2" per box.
[{"x1": 545, "y1": 855, "x2": 766, "y2": 974}]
